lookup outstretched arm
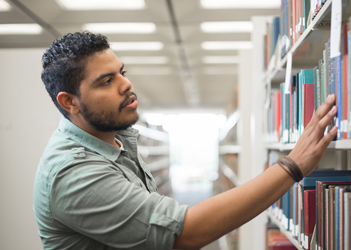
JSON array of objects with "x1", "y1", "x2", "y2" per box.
[{"x1": 174, "y1": 94, "x2": 337, "y2": 250}]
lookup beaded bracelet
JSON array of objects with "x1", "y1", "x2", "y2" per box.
[{"x1": 277, "y1": 156, "x2": 303, "y2": 182}]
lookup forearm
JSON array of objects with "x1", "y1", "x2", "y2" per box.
[
  {"x1": 174, "y1": 95, "x2": 337, "y2": 250},
  {"x1": 174, "y1": 163, "x2": 294, "y2": 249}
]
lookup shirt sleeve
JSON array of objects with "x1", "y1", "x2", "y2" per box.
[{"x1": 50, "y1": 160, "x2": 188, "y2": 250}]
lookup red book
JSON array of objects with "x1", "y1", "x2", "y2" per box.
[
  {"x1": 302, "y1": 84, "x2": 315, "y2": 127},
  {"x1": 304, "y1": 190, "x2": 316, "y2": 250},
  {"x1": 304, "y1": 190, "x2": 316, "y2": 249},
  {"x1": 268, "y1": 233, "x2": 297, "y2": 250},
  {"x1": 269, "y1": 243, "x2": 297, "y2": 250}
]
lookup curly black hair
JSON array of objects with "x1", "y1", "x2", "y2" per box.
[{"x1": 41, "y1": 32, "x2": 110, "y2": 118}]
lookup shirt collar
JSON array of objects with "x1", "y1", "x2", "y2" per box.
[
  {"x1": 116, "y1": 126, "x2": 139, "y2": 138},
  {"x1": 58, "y1": 116, "x2": 122, "y2": 162}
]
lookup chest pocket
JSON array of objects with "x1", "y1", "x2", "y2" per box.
[
  {"x1": 128, "y1": 173, "x2": 147, "y2": 189},
  {"x1": 137, "y1": 154, "x2": 158, "y2": 192}
]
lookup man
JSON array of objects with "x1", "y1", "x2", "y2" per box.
[{"x1": 34, "y1": 32, "x2": 338, "y2": 250}]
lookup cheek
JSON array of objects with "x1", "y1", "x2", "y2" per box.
[{"x1": 85, "y1": 91, "x2": 119, "y2": 106}]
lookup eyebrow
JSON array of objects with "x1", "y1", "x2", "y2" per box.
[
  {"x1": 91, "y1": 63, "x2": 125, "y2": 85},
  {"x1": 119, "y1": 63, "x2": 125, "y2": 73},
  {"x1": 92, "y1": 72, "x2": 115, "y2": 85}
]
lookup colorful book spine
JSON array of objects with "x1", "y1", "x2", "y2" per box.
[
  {"x1": 304, "y1": 189, "x2": 316, "y2": 250},
  {"x1": 265, "y1": 38, "x2": 351, "y2": 142},
  {"x1": 300, "y1": 69, "x2": 315, "y2": 132},
  {"x1": 343, "y1": 22, "x2": 349, "y2": 139},
  {"x1": 336, "y1": 54, "x2": 342, "y2": 140},
  {"x1": 348, "y1": 18, "x2": 351, "y2": 139}
]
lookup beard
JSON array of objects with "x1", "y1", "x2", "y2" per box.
[{"x1": 79, "y1": 92, "x2": 139, "y2": 132}]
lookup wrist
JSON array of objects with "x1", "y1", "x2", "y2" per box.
[{"x1": 277, "y1": 156, "x2": 304, "y2": 182}]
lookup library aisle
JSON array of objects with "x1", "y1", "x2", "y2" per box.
[
  {"x1": 170, "y1": 164, "x2": 221, "y2": 250},
  {"x1": 145, "y1": 113, "x2": 225, "y2": 249}
]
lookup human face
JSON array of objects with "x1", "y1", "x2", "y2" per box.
[{"x1": 77, "y1": 49, "x2": 139, "y2": 132}]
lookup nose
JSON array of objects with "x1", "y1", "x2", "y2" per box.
[{"x1": 119, "y1": 76, "x2": 133, "y2": 95}]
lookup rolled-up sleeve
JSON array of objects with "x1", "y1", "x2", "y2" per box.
[{"x1": 50, "y1": 161, "x2": 188, "y2": 250}]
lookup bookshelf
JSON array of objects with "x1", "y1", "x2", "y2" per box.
[
  {"x1": 134, "y1": 123, "x2": 171, "y2": 196},
  {"x1": 257, "y1": 0, "x2": 351, "y2": 249},
  {"x1": 217, "y1": 45, "x2": 267, "y2": 249}
]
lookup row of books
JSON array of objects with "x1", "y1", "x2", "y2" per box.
[
  {"x1": 280, "y1": 0, "x2": 311, "y2": 58},
  {"x1": 266, "y1": 224, "x2": 298, "y2": 250},
  {"x1": 264, "y1": 16, "x2": 281, "y2": 71},
  {"x1": 266, "y1": 68, "x2": 318, "y2": 143},
  {"x1": 269, "y1": 169, "x2": 351, "y2": 250},
  {"x1": 266, "y1": 20, "x2": 351, "y2": 143},
  {"x1": 278, "y1": 0, "x2": 350, "y2": 60}
]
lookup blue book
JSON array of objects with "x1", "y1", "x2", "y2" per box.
[
  {"x1": 348, "y1": 31, "x2": 351, "y2": 139},
  {"x1": 282, "y1": 189, "x2": 291, "y2": 230},
  {"x1": 272, "y1": 16, "x2": 280, "y2": 55},
  {"x1": 301, "y1": 170, "x2": 351, "y2": 188},
  {"x1": 293, "y1": 183, "x2": 298, "y2": 238},
  {"x1": 336, "y1": 54, "x2": 342, "y2": 140}
]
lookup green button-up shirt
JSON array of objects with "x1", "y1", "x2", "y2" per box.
[{"x1": 33, "y1": 117, "x2": 187, "y2": 250}]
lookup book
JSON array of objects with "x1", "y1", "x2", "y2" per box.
[
  {"x1": 282, "y1": 189, "x2": 291, "y2": 230},
  {"x1": 348, "y1": 17, "x2": 351, "y2": 138},
  {"x1": 267, "y1": 225, "x2": 297, "y2": 250},
  {"x1": 316, "y1": 181, "x2": 351, "y2": 250},
  {"x1": 303, "y1": 0, "x2": 311, "y2": 32},
  {"x1": 344, "y1": 188, "x2": 351, "y2": 250},
  {"x1": 336, "y1": 54, "x2": 342, "y2": 140},
  {"x1": 314, "y1": 66, "x2": 321, "y2": 111},
  {"x1": 300, "y1": 69, "x2": 315, "y2": 130},
  {"x1": 343, "y1": 22, "x2": 349, "y2": 139},
  {"x1": 301, "y1": 172, "x2": 351, "y2": 188},
  {"x1": 304, "y1": 189, "x2": 316, "y2": 250}
]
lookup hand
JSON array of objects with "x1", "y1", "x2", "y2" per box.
[{"x1": 288, "y1": 94, "x2": 337, "y2": 177}]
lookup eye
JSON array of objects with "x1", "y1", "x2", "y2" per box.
[
  {"x1": 121, "y1": 70, "x2": 128, "y2": 77},
  {"x1": 101, "y1": 78, "x2": 112, "y2": 86}
]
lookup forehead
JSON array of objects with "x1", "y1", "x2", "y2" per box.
[{"x1": 84, "y1": 49, "x2": 122, "y2": 75}]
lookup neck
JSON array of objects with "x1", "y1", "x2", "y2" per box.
[{"x1": 69, "y1": 116, "x2": 118, "y2": 147}]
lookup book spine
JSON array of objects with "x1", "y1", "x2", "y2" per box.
[
  {"x1": 344, "y1": 192, "x2": 350, "y2": 250},
  {"x1": 343, "y1": 22, "x2": 349, "y2": 139},
  {"x1": 304, "y1": 189, "x2": 316, "y2": 250},
  {"x1": 336, "y1": 54, "x2": 342, "y2": 140},
  {"x1": 348, "y1": 20, "x2": 351, "y2": 138}
]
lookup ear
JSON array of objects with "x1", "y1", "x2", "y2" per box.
[{"x1": 57, "y1": 92, "x2": 80, "y2": 115}]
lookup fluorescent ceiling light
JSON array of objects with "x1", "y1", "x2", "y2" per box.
[
  {"x1": 110, "y1": 42, "x2": 163, "y2": 51},
  {"x1": 0, "y1": 0, "x2": 11, "y2": 11},
  {"x1": 201, "y1": 22, "x2": 253, "y2": 33},
  {"x1": 127, "y1": 67, "x2": 172, "y2": 75},
  {"x1": 118, "y1": 56, "x2": 168, "y2": 64},
  {"x1": 201, "y1": 41, "x2": 253, "y2": 50},
  {"x1": 200, "y1": 0, "x2": 280, "y2": 9},
  {"x1": 202, "y1": 56, "x2": 240, "y2": 64},
  {"x1": 0, "y1": 24, "x2": 42, "y2": 35},
  {"x1": 56, "y1": 0, "x2": 145, "y2": 10},
  {"x1": 83, "y1": 22, "x2": 156, "y2": 34}
]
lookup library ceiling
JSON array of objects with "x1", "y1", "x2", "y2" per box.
[{"x1": 0, "y1": 0, "x2": 278, "y2": 112}]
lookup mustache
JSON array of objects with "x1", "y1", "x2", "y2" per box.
[{"x1": 119, "y1": 91, "x2": 137, "y2": 111}]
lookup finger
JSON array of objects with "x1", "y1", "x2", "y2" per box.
[
  {"x1": 317, "y1": 124, "x2": 338, "y2": 151},
  {"x1": 314, "y1": 104, "x2": 337, "y2": 137},
  {"x1": 309, "y1": 94, "x2": 336, "y2": 126}
]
